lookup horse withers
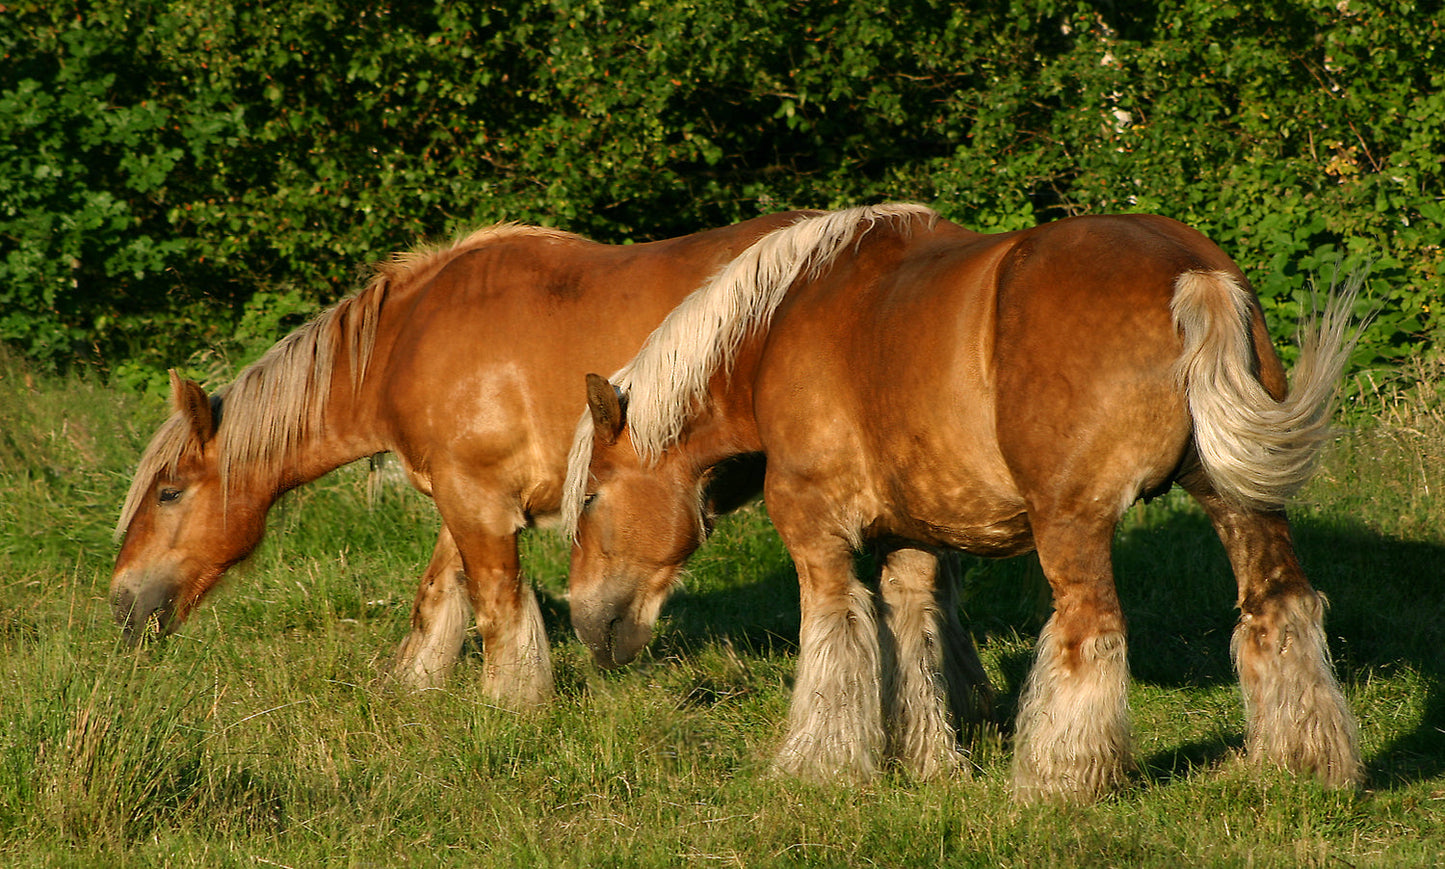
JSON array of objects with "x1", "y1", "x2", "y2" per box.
[
  {"x1": 110, "y1": 212, "x2": 812, "y2": 706},
  {"x1": 564, "y1": 204, "x2": 1363, "y2": 800}
]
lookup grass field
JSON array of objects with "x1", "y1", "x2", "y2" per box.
[{"x1": 1, "y1": 349, "x2": 1443, "y2": 867}]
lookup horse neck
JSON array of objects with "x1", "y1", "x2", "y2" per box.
[
  {"x1": 675, "y1": 339, "x2": 768, "y2": 471},
  {"x1": 278, "y1": 382, "x2": 389, "y2": 492},
  {"x1": 220, "y1": 331, "x2": 391, "y2": 500}
]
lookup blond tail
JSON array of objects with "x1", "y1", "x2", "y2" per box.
[{"x1": 1171, "y1": 269, "x2": 1363, "y2": 509}]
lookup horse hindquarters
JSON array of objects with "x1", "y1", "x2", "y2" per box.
[{"x1": 990, "y1": 250, "x2": 1195, "y2": 801}]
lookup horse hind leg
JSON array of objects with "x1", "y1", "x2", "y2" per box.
[
  {"x1": 877, "y1": 546, "x2": 994, "y2": 779},
  {"x1": 1188, "y1": 481, "x2": 1362, "y2": 787},
  {"x1": 1012, "y1": 513, "x2": 1133, "y2": 802},
  {"x1": 1234, "y1": 591, "x2": 1362, "y2": 787},
  {"x1": 390, "y1": 526, "x2": 471, "y2": 689}
]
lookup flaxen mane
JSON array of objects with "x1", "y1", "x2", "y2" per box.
[
  {"x1": 562, "y1": 203, "x2": 937, "y2": 536},
  {"x1": 117, "y1": 223, "x2": 579, "y2": 539}
]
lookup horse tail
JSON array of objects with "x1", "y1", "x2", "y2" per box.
[{"x1": 1170, "y1": 269, "x2": 1363, "y2": 509}]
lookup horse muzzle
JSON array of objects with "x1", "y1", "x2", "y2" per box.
[
  {"x1": 571, "y1": 589, "x2": 654, "y2": 670},
  {"x1": 109, "y1": 572, "x2": 180, "y2": 645}
]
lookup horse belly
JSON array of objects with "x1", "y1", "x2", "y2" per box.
[
  {"x1": 760, "y1": 387, "x2": 1032, "y2": 557},
  {"x1": 925, "y1": 516, "x2": 1034, "y2": 557},
  {"x1": 874, "y1": 456, "x2": 1035, "y2": 557}
]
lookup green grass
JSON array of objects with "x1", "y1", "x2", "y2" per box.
[{"x1": 2, "y1": 348, "x2": 1444, "y2": 867}]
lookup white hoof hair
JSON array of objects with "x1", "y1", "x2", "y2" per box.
[
  {"x1": 1012, "y1": 620, "x2": 1132, "y2": 802},
  {"x1": 1232, "y1": 592, "x2": 1362, "y2": 787},
  {"x1": 776, "y1": 583, "x2": 886, "y2": 781},
  {"x1": 480, "y1": 584, "x2": 554, "y2": 708}
]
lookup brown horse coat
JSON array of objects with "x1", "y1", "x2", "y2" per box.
[
  {"x1": 567, "y1": 204, "x2": 1361, "y2": 798},
  {"x1": 112, "y1": 212, "x2": 811, "y2": 704}
]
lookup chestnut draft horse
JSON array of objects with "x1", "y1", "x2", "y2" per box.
[
  {"x1": 564, "y1": 203, "x2": 1363, "y2": 800},
  {"x1": 111, "y1": 211, "x2": 815, "y2": 706}
]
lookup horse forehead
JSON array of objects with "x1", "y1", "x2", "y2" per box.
[
  {"x1": 590, "y1": 437, "x2": 675, "y2": 490},
  {"x1": 589, "y1": 438, "x2": 645, "y2": 480}
]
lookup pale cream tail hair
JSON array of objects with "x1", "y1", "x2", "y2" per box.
[{"x1": 1171, "y1": 269, "x2": 1363, "y2": 509}]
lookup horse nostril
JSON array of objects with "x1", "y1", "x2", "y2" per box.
[{"x1": 578, "y1": 615, "x2": 626, "y2": 670}]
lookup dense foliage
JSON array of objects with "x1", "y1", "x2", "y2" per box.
[{"x1": 3, "y1": 0, "x2": 1441, "y2": 382}]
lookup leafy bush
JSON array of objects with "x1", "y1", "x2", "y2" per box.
[{"x1": 1, "y1": 0, "x2": 1439, "y2": 374}]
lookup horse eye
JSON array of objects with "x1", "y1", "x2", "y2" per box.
[
  {"x1": 158, "y1": 487, "x2": 183, "y2": 504},
  {"x1": 582, "y1": 492, "x2": 598, "y2": 510}
]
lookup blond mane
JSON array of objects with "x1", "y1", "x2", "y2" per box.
[
  {"x1": 561, "y1": 203, "x2": 938, "y2": 536},
  {"x1": 117, "y1": 223, "x2": 580, "y2": 539}
]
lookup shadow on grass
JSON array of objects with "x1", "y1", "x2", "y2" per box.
[
  {"x1": 593, "y1": 497, "x2": 1445, "y2": 789},
  {"x1": 1142, "y1": 735, "x2": 1247, "y2": 786},
  {"x1": 628, "y1": 562, "x2": 804, "y2": 664},
  {"x1": 1292, "y1": 516, "x2": 1445, "y2": 787}
]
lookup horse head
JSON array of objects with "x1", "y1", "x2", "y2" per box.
[
  {"x1": 567, "y1": 374, "x2": 711, "y2": 669},
  {"x1": 110, "y1": 372, "x2": 271, "y2": 644}
]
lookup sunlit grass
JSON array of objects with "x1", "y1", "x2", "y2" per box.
[{"x1": 1, "y1": 347, "x2": 1442, "y2": 866}]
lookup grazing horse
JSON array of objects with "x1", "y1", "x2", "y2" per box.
[
  {"x1": 564, "y1": 203, "x2": 1363, "y2": 799},
  {"x1": 110, "y1": 212, "x2": 814, "y2": 706}
]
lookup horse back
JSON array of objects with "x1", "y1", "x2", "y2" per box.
[
  {"x1": 369, "y1": 212, "x2": 811, "y2": 509},
  {"x1": 753, "y1": 213, "x2": 1275, "y2": 552}
]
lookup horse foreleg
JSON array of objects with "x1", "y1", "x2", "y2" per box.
[
  {"x1": 450, "y1": 521, "x2": 553, "y2": 708},
  {"x1": 1012, "y1": 516, "x2": 1132, "y2": 802},
  {"x1": 877, "y1": 546, "x2": 993, "y2": 779},
  {"x1": 774, "y1": 532, "x2": 885, "y2": 782},
  {"x1": 1191, "y1": 488, "x2": 1362, "y2": 787},
  {"x1": 391, "y1": 526, "x2": 471, "y2": 688}
]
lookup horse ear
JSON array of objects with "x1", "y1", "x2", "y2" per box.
[
  {"x1": 585, "y1": 373, "x2": 625, "y2": 445},
  {"x1": 168, "y1": 369, "x2": 216, "y2": 443}
]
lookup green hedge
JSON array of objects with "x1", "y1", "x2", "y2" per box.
[{"x1": 2, "y1": 0, "x2": 1440, "y2": 382}]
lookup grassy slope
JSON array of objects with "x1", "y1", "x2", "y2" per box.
[{"x1": 1, "y1": 351, "x2": 1442, "y2": 867}]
